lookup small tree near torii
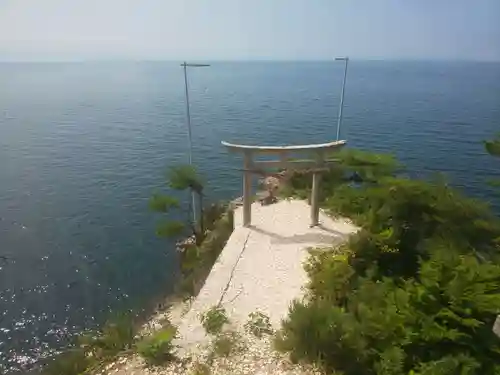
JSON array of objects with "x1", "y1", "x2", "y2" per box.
[
  {"x1": 485, "y1": 134, "x2": 500, "y2": 157},
  {"x1": 149, "y1": 165, "x2": 205, "y2": 245},
  {"x1": 485, "y1": 134, "x2": 500, "y2": 190}
]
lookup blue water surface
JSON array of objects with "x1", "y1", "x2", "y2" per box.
[{"x1": 0, "y1": 61, "x2": 499, "y2": 372}]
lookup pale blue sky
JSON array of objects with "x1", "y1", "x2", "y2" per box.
[{"x1": 1, "y1": 0, "x2": 499, "y2": 61}]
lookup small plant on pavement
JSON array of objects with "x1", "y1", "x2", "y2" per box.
[
  {"x1": 244, "y1": 311, "x2": 274, "y2": 338},
  {"x1": 212, "y1": 331, "x2": 244, "y2": 358},
  {"x1": 201, "y1": 306, "x2": 229, "y2": 335},
  {"x1": 136, "y1": 327, "x2": 176, "y2": 365},
  {"x1": 191, "y1": 361, "x2": 211, "y2": 375}
]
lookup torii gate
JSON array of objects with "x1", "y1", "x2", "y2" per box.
[{"x1": 222, "y1": 139, "x2": 347, "y2": 227}]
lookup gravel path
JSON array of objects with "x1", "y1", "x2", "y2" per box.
[
  {"x1": 99, "y1": 333, "x2": 324, "y2": 375},
  {"x1": 100, "y1": 200, "x2": 357, "y2": 375},
  {"x1": 175, "y1": 200, "x2": 357, "y2": 355}
]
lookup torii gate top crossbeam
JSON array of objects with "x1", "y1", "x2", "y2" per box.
[{"x1": 221, "y1": 140, "x2": 346, "y2": 153}]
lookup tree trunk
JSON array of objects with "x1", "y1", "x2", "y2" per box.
[{"x1": 198, "y1": 192, "x2": 204, "y2": 236}]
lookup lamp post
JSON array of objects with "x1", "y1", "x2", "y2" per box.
[
  {"x1": 334, "y1": 57, "x2": 349, "y2": 141},
  {"x1": 181, "y1": 61, "x2": 210, "y2": 224}
]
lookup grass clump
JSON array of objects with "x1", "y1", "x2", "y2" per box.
[
  {"x1": 244, "y1": 311, "x2": 273, "y2": 338},
  {"x1": 191, "y1": 361, "x2": 211, "y2": 375},
  {"x1": 41, "y1": 349, "x2": 91, "y2": 375},
  {"x1": 211, "y1": 331, "x2": 244, "y2": 358},
  {"x1": 42, "y1": 313, "x2": 136, "y2": 375},
  {"x1": 136, "y1": 326, "x2": 176, "y2": 365},
  {"x1": 201, "y1": 306, "x2": 229, "y2": 335}
]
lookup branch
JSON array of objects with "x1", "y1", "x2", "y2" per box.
[
  {"x1": 149, "y1": 194, "x2": 179, "y2": 213},
  {"x1": 156, "y1": 220, "x2": 185, "y2": 238},
  {"x1": 168, "y1": 165, "x2": 204, "y2": 193}
]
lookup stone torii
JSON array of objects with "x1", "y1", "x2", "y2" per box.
[{"x1": 222, "y1": 139, "x2": 347, "y2": 227}]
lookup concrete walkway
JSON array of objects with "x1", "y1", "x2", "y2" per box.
[{"x1": 174, "y1": 199, "x2": 358, "y2": 354}]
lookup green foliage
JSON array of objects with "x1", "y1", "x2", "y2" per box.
[
  {"x1": 150, "y1": 164, "x2": 206, "y2": 241},
  {"x1": 191, "y1": 361, "x2": 211, "y2": 375},
  {"x1": 278, "y1": 247, "x2": 500, "y2": 374},
  {"x1": 326, "y1": 177, "x2": 500, "y2": 278},
  {"x1": 283, "y1": 149, "x2": 400, "y2": 201},
  {"x1": 150, "y1": 192, "x2": 187, "y2": 239},
  {"x1": 168, "y1": 165, "x2": 204, "y2": 193},
  {"x1": 155, "y1": 219, "x2": 185, "y2": 238},
  {"x1": 86, "y1": 314, "x2": 135, "y2": 357},
  {"x1": 203, "y1": 202, "x2": 228, "y2": 232},
  {"x1": 201, "y1": 306, "x2": 229, "y2": 335},
  {"x1": 485, "y1": 135, "x2": 500, "y2": 190},
  {"x1": 149, "y1": 194, "x2": 180, "y2": 213},
  {"x1": 331, "y1": 148, "x2": 401, "y2": 182},
  {"x1": 244, "y1": 311, "x2": 273, "y2": 338},
  {"x1": 277, "y1": 148, "x2": 500, "y2": 375},
  {"x1": 211, "y1": 331, "x2": 244, "y2": 358},
  {"x1": 303, "y1": 246, "x2": 355, "y2": 303},
  {"x1": 410, "y1": 354, "x2": 482, "y2": 375},
  {"x1": 485, "y1": 134, "x2": 500, "y2": 157},
  {"x1": 177, "y1": 210, "x2": 233, "y2": 297},
  {"x1": 42, "y1": 349, "x2": 91, "y2": 375},
  {"x1": 42, "y1": 314, "x2": 136, "y2": 375},
  {"x1": 136, "y1": 327, "x2": 176, "y2": 365}
]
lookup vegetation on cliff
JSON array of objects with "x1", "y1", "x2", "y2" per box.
[
  {"x1": 276, "y1": 144, "x2": 500, "y2": 374},
  {"x1": 149, "y1": 164, "x2": 234, "y2": 297},
  {"x1": 42, "y1": 165, "x2": 233, "y2": 374},
  {"x1": 42, "y1": 138, "x2": 499, "y2": 374}
]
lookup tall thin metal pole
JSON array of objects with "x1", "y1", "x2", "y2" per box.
[
  {"x1": 182, "y1": 62, "x2": 197, "y2": 224},
  {"x1": 335, "y1": 57, "x2": 349, "y2": 141},
  {"x1": 182, "y1": 62, "x2": 193, "y2": 165},
  {"x1": 181, "y1": 62, "x2": 210, "y2": 226}
]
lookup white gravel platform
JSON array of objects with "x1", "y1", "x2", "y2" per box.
[{"x1": 174, "y1": 199, "x2": 358, "y2": 355}]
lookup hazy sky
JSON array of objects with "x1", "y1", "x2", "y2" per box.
[{"x1": 1, "y1": 0, "x2": 499, "y2": 61}]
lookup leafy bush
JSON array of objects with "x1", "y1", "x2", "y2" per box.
[
  {"x1": 244, "y1": 311, "x2": 273, "y2": 338},
  {"x1": 201, "y1": 306, "x2": 229, "y2": 335},
  {"x1": 282, "y1": 149, "x2": 400, "y2": 202},
  {"x1": 278, "y1": 246, "x2": 500, "y2": 374},
  {"x1": 43, "y1": 314, "x2": 136, "y2": 374},
  {"x1": 136, "y1": 327, "x2": 176, "y2": 365},
  {"x1": 326, "y1": 177, "x2": 500, "y2": 278},
  {"x1": 277, "y1": 149, "x2": 500, "y2": 375},
  {"x1": 90, "y1": 314, "x2": 135, "y2": 356},
  {"x1": 42, "y1": 349, "x2": 91, "y2": 375},
  {"x1": 485, "y1": 134, "x2": 500, "y2": 157}
]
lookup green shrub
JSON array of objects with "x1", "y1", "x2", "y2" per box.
[
  {"x1": 42, "y1": 313, "x2": 136, "y2": 375},
  {"x1": 211, "y1": 331, "x2": 244, "y2": 358},
  {"x1": 244, "y1": 311, "x2": 273, "y2": 338},
  {"x1": 191, "y1": 361, "x2": 211, "y2": 375},
  {"x1": 326, "y1": 178, "x2": 500, "y2": 278},
  {"x1": 42, "y1": 349, "x2": 91, "y2": 375},
  {"x1": 90, "y1": 314, "x2": 135, "y2": 357},
  {"x1": 304, "y1": 245, "x2": 355, "y2": 303},
  {"x1": 201, "y1": 306, "x2": 229, "y2": 335},
  {"x1": 485, "y1": 134, "x2": 500, "y2": 157},
  {"x1": 278, "y1": 149, "x2": 500, "y2": 374},
  {"x1": 277, "y1": 246, "x2": 500, "y2": 374},
  {"x1": 282, "y1": 149, "x2": 400, "y2": 202},
  {"x1": 176, "y1": 209, "x2": 233, "y2": 298},
  {"x1": 136, "y1": 327, "x2": 176, "y2": 365}
]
